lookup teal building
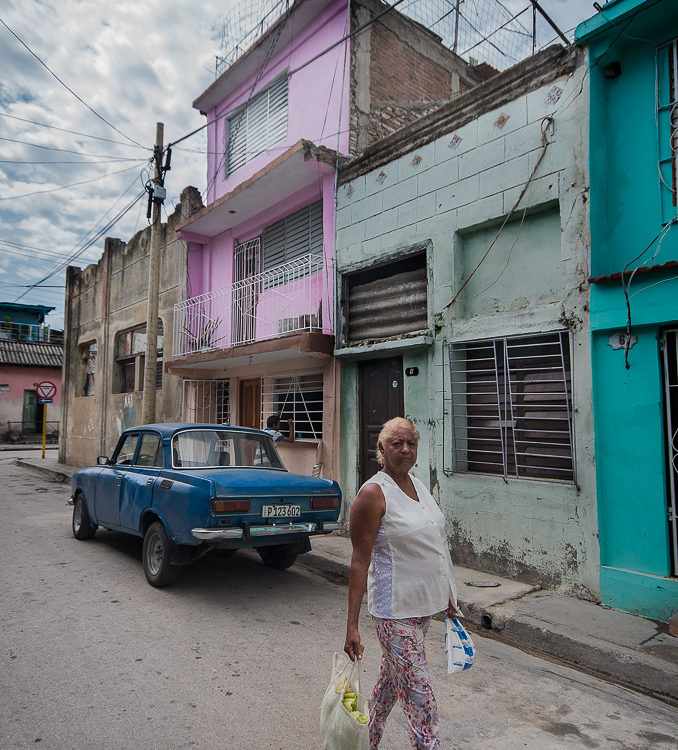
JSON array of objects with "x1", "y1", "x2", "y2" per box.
[{"x1": 576, "y1": 0, "x2": 678, "y2": 621}]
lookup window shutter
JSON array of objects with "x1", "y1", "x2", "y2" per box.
[
  {"x1": 263, "y1": 200, "x2": 323, "y2": 270},
  {"x1": 226, "y1": 76, "x2": 288, "y2": 177}
]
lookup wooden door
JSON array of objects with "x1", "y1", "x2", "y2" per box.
[
  {"x1": 358, "y1": 357, "x2": 404, "y2": 486},
  {"x1": 239, "y1": 378, "x2": 261, "y2": 429}
]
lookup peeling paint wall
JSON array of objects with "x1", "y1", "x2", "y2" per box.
[
  {"x1": 60, "y1": 187, "x2": 204, "y2": 466},
  {"x1": 336, "y1": 49, "x2": 599, "y2": 597}
]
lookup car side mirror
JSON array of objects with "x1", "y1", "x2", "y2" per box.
[{"x1": 97, "y1": 456, "x2": 110, "y2": 465}]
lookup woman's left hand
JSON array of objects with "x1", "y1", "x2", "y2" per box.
[{"x1": 446, "y1": 599, "x2": 460, "y2": 618}]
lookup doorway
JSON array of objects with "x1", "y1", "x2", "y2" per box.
[
  {"x1": 358, "y1": 356, "x2": 404, "y2": 486},
  {"x1": 22, "y1": 390, "x2": 43, "y2": 433},
  {"x1": 239, "y1": 378, "x2": 261, "y2": 429}
]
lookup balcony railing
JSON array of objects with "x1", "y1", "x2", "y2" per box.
[
  {"x1": 0, "y1": 322, "x2": 63, "y2": 345},
  {"x1": 172, "y1": 254, "x2": 331, "y2": 357}
]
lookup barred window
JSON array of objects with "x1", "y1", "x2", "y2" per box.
[
  {"x1": 657, "y1": 38, "x2": 678, "y2": 222},
  {"x1": 225, "y1": 75, "x2": 288, "y2": 176},
  {"x1": 261, "y1": 373, "x2": 323, "y2": 441},
  {"x1": 448, "y1": 331, "x2": 574, "y2": 482},
  {"x1": 181, "y1": 379, "x2": 230, "y2": 424}
]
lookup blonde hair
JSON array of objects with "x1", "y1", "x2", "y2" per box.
[{"x1": 376, "y1": 417, "x2": 420, "y2": 466}]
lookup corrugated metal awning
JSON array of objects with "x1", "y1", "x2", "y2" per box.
[{"x1": 0, "y1": 340, "x2": 63, "y2": 368}]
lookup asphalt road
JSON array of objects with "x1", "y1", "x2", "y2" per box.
[{"x1": 1, "y1": 455, "x2": 676, "y2": 750}]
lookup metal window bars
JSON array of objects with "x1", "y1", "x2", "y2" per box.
[
  {"x1": 173, "y1": 253, "x2": 328, "y2": 356},
  {"x1": 446, "y1": 331, "x2": 575, "y2": 482},
  {"x1": 181, "y1": 379, "x2": 230, "y2": 424},
  {"x1": 260, "y1": 372, "x2": 323, "y2": 441}
]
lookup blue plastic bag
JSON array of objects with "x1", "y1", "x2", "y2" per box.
[{"x1": 445, "y1": 617, "x2": 476, "y2": 673}]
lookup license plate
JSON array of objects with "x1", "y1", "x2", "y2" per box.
[{"x1": 262, "y1": 504, "x2": 301, "y2": 518}]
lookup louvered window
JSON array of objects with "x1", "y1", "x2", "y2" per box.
[
  {"x1": 448, "y1": 331, "x2": 574, "y2": 482},
  {"x1": 225, "y1": 76, "x2": 288, "y2": 176},
  {"x1": 263, "y1": 200, "x2": 323, "y2": 268},
  {"x1": 262, "y1": 200, "x2": 323, "y2": 288},
  {"x1": 657, "y1": 39, "x2": 678, "y2": 222}
]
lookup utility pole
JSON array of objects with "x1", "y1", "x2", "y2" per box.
[{"x1": 141, "y1": 122, "x2": 166, "y2": 425}]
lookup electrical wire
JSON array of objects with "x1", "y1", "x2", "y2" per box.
[
  {"x1": 13, "y1": 186, "x2": 146, "y2": 301},
  {"x1": 446, "y1": 116, "x2": 553, "y2": 308},
  {"x1": 0, "y1": 16, "x2": 144, "y2": 149},
  {"x1": 0, "y1": 161, "x2": 149, "y2": 201},
  {"x1": 166, "y1": 0, "x2": 408, "y2": 152},
  {"x1": 0, "y1": 112, "x2": 151, "y2": 150},
  {"x1": 0, "y1": 135, "x2": 146, "y2": 160},
  {"x1": 620, "y1": 218, "x2": 676, "y2": 369}
]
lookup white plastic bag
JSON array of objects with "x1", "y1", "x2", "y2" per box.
[
  {"x1": 445, "y1": 616, "x2": 476, "y2": 673},
  {"x1": 320, "y1": 652, "x2": 370, "y2": 750}
]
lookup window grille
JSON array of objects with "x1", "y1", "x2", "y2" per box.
[
  {"x1": 182, "y1": 379, "x2": 230, "y2": 424},
  {"x1": 448, "y1": 331, "x2": 574, "y2": 482},
  {"x1": 657, "y1": 39, "x2": 678, "y2": 222},
  {"x1": 260, "y1": 372, "x2": 323, "y2": 441},
  {"x1": 233, "y1": 237, "x2": 262, "y2": 343},
  {"x1": 225, "y1": 75, "x2": 288, "y2": 176}
]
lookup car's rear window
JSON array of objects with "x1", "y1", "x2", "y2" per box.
[{"x1": 171, "y1": 429, "x2": 285, "y2": 470}]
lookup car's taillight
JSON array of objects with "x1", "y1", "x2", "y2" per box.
[
  {"x1": 311, "y1": 496, "x2": 340, "y2": 509},
  {"x1": 214, "y1": 500, "x2": 250, "y2": 513}
]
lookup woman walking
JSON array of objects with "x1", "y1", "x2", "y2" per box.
[{"x1": 344, "y1": 417, "x2": 459, "y2": 750}]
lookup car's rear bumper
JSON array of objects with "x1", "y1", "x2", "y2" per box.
[{"x1": 191, "y1": 521, "x2": 342, "y2": 541}]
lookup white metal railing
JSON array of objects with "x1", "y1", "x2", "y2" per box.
[
  {"x1": 0, "y1": 322, "x2": 63, "y2": 345},
  {"x1": 173, "y1": 254, "x2": 330, "y2": 356}
]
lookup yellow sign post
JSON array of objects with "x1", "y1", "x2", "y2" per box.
[{"x1": 36, "y1": 381, "x2": 57, "y2": 460}]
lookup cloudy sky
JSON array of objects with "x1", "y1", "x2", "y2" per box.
[{"x1": 0, "y1": 0, "x2": 596, "y2": 330}]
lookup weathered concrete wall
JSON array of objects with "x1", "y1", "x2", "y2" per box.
[
  {"x1": 60, "y1": 187, "x2": 203, "y2": 466},
  {"x1": 335, "y1": 47, "x2": 598, "y2": 597}
]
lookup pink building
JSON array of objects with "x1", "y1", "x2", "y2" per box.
[
  {"x1": 0, "y1": 303, "x2": 62, "y2": 442},
  {"x1": 166, "y1": 0, "x2": 483, "y2": 477}
]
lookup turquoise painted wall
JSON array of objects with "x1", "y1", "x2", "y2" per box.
[
  {"x1": 578, "y1": 0, "x2": 678, "y2": 620},
  {"x1": 591, "y1": 326, "x2": 670, "y2": 575}
]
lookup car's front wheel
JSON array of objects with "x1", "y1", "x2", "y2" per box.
[
  {"x1": 142, "y1": 521, "x2": 180, "y2": 587},
  {"x1": 258, "y1": 544, "x2": 298, "y2": 570},
  {"x1": 72, "y1": 495, "x2": 97, "y2": 540}
]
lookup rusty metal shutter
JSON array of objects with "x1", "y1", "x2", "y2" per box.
[{"x1": 346, "y1": 253, "x2": 427, "y2": 341}]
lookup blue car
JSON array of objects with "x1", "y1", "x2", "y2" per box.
[{"x1": 70, "y1": 423, "x2": 342, "y2": 587}]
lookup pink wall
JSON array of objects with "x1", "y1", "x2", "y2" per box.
[
  {"x1": 0, "y1": 365, "x2": 62, "y2": 423},
  {"x1": 205, "y1": 0, "x2": 350, "y2": 205}
]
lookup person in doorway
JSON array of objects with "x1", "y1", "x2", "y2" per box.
[
  {"x1": 263, "y1": 413, "x2": 295, "y2": 444},
  {"x1": 344, "y1": 417, "x2": 459, "y2": 750}
]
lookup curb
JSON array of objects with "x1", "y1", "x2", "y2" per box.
[
  {"x1": 300, "y1": 550, "x2": 678, "y2": 707},
  {"x1": 15, "y1": 458, "x2": 70, "y2": 483}
]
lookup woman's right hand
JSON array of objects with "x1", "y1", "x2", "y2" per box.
[{"x1": 344, "y1": 627, "x2": 364, "y2": 662}]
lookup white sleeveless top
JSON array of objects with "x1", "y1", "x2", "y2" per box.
[{"x1": 364, "y1": 472, "x2": 458, "y2": 619}]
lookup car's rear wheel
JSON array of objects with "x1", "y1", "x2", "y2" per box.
[
  {"x1": 143, "y1": 521, "x2": 180, "y2": 587},
  {"x1": 72, "y1": 495, "x2": 97, "y2": 540},
  {"x1": 258, "y1": 544, "x2": 298, "y2": 570}
]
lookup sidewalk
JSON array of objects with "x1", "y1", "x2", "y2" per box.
[{"x1": 11, "y1": 449, "x2": 678, "y2": 707}]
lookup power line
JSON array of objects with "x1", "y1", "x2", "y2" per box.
[
  {"x1": 0, "y1": 135, "x2": 146, "y2": 160},
  {"x1": 166, "y1": 0, "x2": 408, "y2": 151},
  {"x1": 0, "y1": 112, "x2": 151, "y2": 150},
  {"x1": 14, "y1": 186, "x2": 146, "y2": 301},
  {"x1": 0, "y1": 16, "x2": 145, "y2": 149},
  {"x1": 0, "y1": 157, "x2": 147, "y2": 165},
  {"x1": 0, "y1": 161, "x2": 149, "y2": 201}
]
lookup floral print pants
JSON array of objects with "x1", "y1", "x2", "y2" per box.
[{"x1": 369, "y1": 616, "x2": 439, "y2": 750}]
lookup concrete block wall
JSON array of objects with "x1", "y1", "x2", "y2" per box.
[{"x1": 336, "y1": 56, "x2": 599, "y2": 597}]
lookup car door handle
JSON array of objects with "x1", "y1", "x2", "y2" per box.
[{"x1": 146, "y1": 477, "x2": 154, "y2": 485}]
